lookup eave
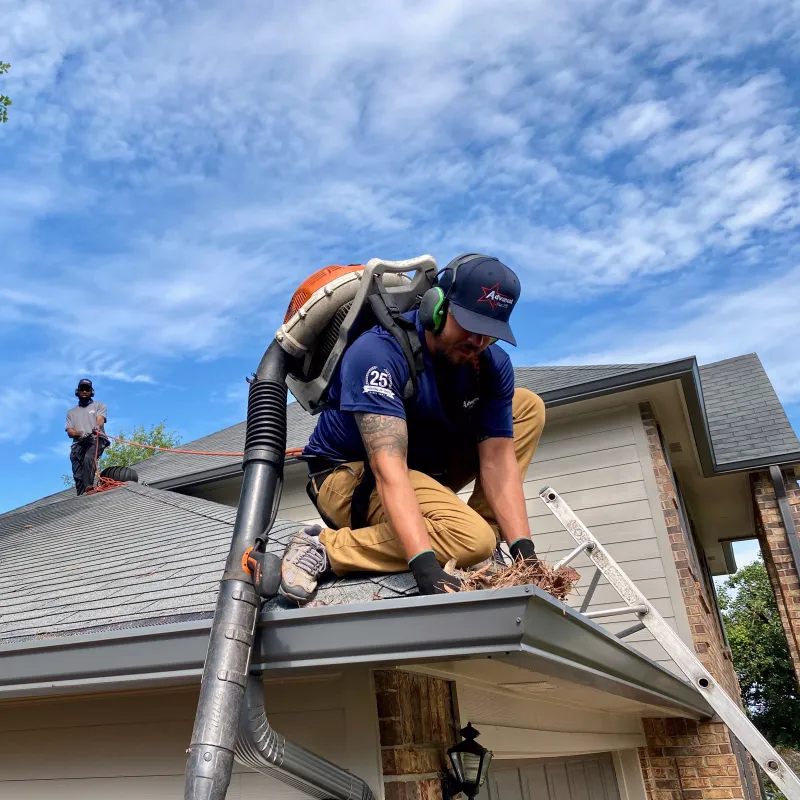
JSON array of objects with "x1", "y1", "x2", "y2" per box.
[{"x1": 0, "y1": 586, "x2": 711, "y2": 719}]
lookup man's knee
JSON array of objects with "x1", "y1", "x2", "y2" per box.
[
  {"x1": 451, "y1": 517, "x2": 496, "y2": 567},
  {"x1": 513, "y1": 387, "x2": 545, "y2": 423}
]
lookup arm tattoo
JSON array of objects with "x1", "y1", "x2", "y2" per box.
[{"x1": 355, "y1": 413, "x2": 408, "y2": 462}]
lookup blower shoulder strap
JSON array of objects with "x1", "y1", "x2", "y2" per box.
[{"x1": 366, "y1": 281, "x2": 424, "y2": 400}]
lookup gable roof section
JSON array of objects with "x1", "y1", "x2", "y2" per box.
[
  {"x1": 139, "y1": 355, "x2": 797, "y2": 484},
  {"x1": 699, "y1": 354, "x2": 799, "y2": 466}
]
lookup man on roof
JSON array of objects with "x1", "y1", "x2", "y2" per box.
[
  {"x1": 281, "y1": 254, "x2": 546, "y2": 604},
  {"x1": 65, "y1": 378, "x2": 109, "y2": 496}
]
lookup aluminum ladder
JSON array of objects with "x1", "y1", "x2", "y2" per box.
[{"x1": 539, "y1": 486, "x2": 800, "y2": 800}]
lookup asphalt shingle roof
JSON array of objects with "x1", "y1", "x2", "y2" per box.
[
  {"x1": 0, "y1": 483, "x2": 417, "y2": 643},
  {"x1": 698, "y1": 354, "x2": 799, "y2": 465}
]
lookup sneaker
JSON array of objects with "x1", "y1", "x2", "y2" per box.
[{"x1": 279, "y1": 526, "x2": 327, "y2": 604}]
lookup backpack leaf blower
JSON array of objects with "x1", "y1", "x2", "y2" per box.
[{"x1": 184, "y1": 256, "x2": 436, "y2": 800}]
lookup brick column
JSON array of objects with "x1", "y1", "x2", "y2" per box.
[
  {"x1": 374, "y1": 670, "x2": 458, "y2": 800},
  {"x1": 751, "y1": 468, "x2": 800, "y2": 687},
  {"x1": 639, "y1": 719, "x2": 745, "y2": 800},
  {"x1": 638, "y1": 405, "x2": 756, "y2": 800}
]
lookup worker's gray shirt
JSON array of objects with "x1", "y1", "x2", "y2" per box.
[{"x1": 65, "y1": 401, "x2": 107, "y2": 440}]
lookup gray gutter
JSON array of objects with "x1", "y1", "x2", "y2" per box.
[
  {"x1": 147, "y1": 457, "x2": 302, "y2": 491},
  {"x1": 0, "y1": 586, "x2": 711, "y2": 718}
]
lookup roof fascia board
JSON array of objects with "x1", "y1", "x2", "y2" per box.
[
  {"x1": 539, "y1": 358, "x2": 699, "y2": 407},
  {"x1": 149, "y1": 457, "x2": 302, "y2": 490},
  {"x1": 0, "y1": 588, "x2": 709, "y2": 717},
  {"x1": 538, "y1": 359, "x2": 716, "y2": 478}
]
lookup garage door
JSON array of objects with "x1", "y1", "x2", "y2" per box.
[{"x1": 487, "y1": 753, "x2": 621, "y2": 800}]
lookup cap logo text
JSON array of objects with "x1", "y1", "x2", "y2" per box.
[{"x1": 478, "y1": 283, "x2": 514, "y2": 310}]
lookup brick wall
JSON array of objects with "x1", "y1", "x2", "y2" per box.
[
  {"x1": 374, "y1": 670, "x2": 458, "y2": 800},
  {"x1": 638, "y1": 404, "x2": 755, "y2": 800},
  {"x1": 751, "y1": 468, "x2": 800, "y2": 686},
  {"x1": 639, "y1": 720, "x2": 745, "y2": 800},
  {"x1": 640, "y1": 404, "x2": 740, "y2": 698}
]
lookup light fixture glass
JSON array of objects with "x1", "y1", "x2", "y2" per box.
[{"x1": 445, "y1": 723, "x2": 493, "y2": 798}]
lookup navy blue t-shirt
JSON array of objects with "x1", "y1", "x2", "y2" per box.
[{"x1": 304, "y1": 310, "x2": 515, "y2": 476}]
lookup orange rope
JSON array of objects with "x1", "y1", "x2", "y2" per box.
[
  {"x1": 101, "y1": 434, "x2": 304, "y2": 459},
  {"x1": 84, "y1": 433, "x2": 304, "y2": 495}
]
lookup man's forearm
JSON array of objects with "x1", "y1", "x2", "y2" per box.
[
  {"x1": 374, "y1": 471, "x2": 432, "y2": 560},
  {"x1": 355, "y1": 412, "x2": 433, "y2": 561},
  {"x1": 479, "y1": 439, "x2": 530, "y2": 545}
]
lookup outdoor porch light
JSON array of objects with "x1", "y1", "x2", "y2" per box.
[{"x1": 444, "y1": 722, "x2": 493, "y2": 799}]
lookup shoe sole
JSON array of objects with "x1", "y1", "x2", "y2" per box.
[{"x1": 278, "y1": 583, "x2": 314, "y2": 604}]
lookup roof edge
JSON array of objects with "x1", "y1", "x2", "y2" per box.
[{"x1": 0, "y1": 587, "x2": 709, "y2": 716}]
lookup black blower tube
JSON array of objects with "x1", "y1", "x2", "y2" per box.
[{"x1": 185, "y1": 341, "x2": 290, "y2": 800}]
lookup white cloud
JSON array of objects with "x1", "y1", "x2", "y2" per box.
[
  {"x1": 583, "y1": 101, "x2": 675, "y2": 158},
  {"x1": 2, "y1": 0, "x2": 800, "y2": 447},
  {"x1": 551, "y1": 266, "x2": 800, "y2": 405},
  {"x1": 20, "y1": 452, "x2": 39, "y2": 464},
  {"x1": 0, "y1": 389, "x2": 63, "y2": 443}
]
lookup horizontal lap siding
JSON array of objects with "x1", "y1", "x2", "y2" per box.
[
  {"x1": 0, "y1": 685, "x2": 356, "y2": 800},
  {"x1": 277, "y1": 406, "x2": 680, "y2": 671},
  {"x1": 511, "y1": 406, "x2": 679, "y2": 672}
]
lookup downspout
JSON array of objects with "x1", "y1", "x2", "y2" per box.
[
  {"x1": 236, "y1": 674, "x2": 376, "y2": 800},
  {"x1": 184, "y1": 341, "x2": 379, "y2": 800},
  {"x1": 768, "y1": 465, "x2": 800, "y2": 574}
]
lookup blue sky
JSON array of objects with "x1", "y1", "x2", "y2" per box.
[{"x1": 2, "y1": 0, "x2": 800, "y2": 514}]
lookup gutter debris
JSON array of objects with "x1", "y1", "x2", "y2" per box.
[{"x1": 448, "y1": 558, "x2": 580, "y2": 602}]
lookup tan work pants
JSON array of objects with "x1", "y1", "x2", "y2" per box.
[{"x1": 316, "y1": 388, "x2": 545, "y2": 575}]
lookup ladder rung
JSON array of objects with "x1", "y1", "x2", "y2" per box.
[
  {"x1": 616, "y1": 621, "x2": 646, "y2": 639},
  {"x1": 584, "y1": 604, "x2": 648, "y2": 620},
  {"x1": 554, "y1": 541, "x2": 595, "y2": 569}
]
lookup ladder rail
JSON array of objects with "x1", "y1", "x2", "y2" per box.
[{"x1": 539, "y1": 486, "x2": 800, "y2": 800}]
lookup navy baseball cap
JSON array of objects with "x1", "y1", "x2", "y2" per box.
[
  {"x1": 439, "y1": 254, "x2": 521, "y2": 346},
  {"x1": 77, "y1": 378, "x2": 93, "y2": 389}
]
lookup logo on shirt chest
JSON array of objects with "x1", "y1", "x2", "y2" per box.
[
  {"x1": 363, "y1": 366, "x2": 395, "y2": 399},
  {"x1": 463, "y1": 397, "x2": 479, "y2": 412}
]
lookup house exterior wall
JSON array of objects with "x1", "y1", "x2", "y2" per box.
[
  {"x1": 751, "y1": 468, "x2": 800, "y2": 686},
  {"x1": 276, "y1": 404, "x2": 692, "y2": 673},
  {"x1": 637, "y1": 404, "x2": 754, "y2": 800},
  {"x1": 0, "y1": 669, "x2": 382, "y2": 800}
]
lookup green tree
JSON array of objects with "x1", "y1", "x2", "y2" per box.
[
  {"x1": 1, "y1": 62, "x2": 11, "y2": 123},
  {"x1": 62, "y1": 421, "x2": 181, "y2": 486},
  {"x1": 98, "y1": 421, "x2": 182, "y2": 469},
  {"x1": 718, "y1": 559, "x2": 800, "y2": 748}
]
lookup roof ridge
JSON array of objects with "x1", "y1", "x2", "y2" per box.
[
  {"x1": 120, "y1": 482, "x2": 237, "y2": 526},
  {"x1": 699, "y1": 353, "x2": 760, "y2": 369}
]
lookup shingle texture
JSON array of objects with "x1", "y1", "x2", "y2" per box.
[
  {"x1": 0, "y1": 483, "x2": 417, "y2": 643},
  {"x1": 698, "y1": 354, "x2": 800, "y2": 465}
]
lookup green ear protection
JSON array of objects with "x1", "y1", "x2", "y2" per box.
[
  {"x1": 419, "y1": 255, "x2": 473, "y2": 333},
  {"x1": 419, "y1": 285, "x2": 448, "y2": 333}
]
